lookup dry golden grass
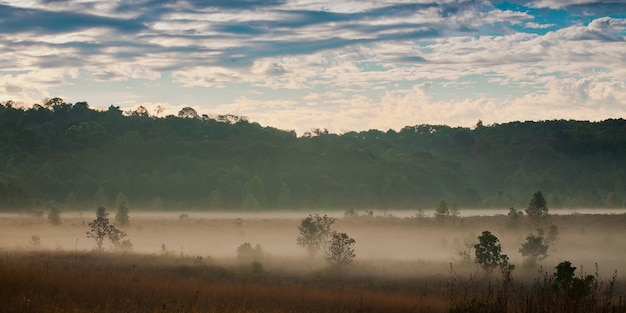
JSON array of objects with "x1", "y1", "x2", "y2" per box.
[{"x1": 0, "y1": 251, "x2": 447, "y2": 313}]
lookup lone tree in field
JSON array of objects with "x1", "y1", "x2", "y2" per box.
[
  {"x1": 297, "y1": 213, "x2": 336, "y2": 257},
  {"x1": 474, "y1": 231, "x2": 509, "y2": 273},
  {"x1": 87, "y1": 207, "x2": 126, "y2": 251},
  {"x1": 115, "y1": 198, "x2": 130, "y2": 227},
  {"x1": 526, "y1": 191, "x2": 548, "y2": 225},
  {"x1": 326, "y1": 232, "x2": 356, "y2": 268},
  {"x1": 519, "y1": 233, "x2": 549, "y2": 267}
]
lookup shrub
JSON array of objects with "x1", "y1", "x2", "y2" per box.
[
  {"x1": 237, "y1": 243, "x2": 264, "y2": 263},
  {"x1": 326, "y1": 232, "x2": 356, "y2": 268}
]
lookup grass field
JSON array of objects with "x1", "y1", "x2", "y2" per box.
[{"x1": 1, "y1": 211, "x2": 625, "y2": 312}]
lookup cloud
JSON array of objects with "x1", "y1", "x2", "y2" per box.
[
  {"x1": 525, "y1": 22, "x2": 556, "y2": 29},
  {"x1": 0, "y1": 4, "x2": 146, "y2": 34},
  {"x1": 0, "y1": 68, "x2": 76, "y2": 104},
  {"x1": 0, "y1": 0, "x2": 624, "y2": 134}
]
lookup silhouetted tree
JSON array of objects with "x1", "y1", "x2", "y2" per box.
[
  {"x1": 474, "y1": 231, "x2": 508, "y2": 273},
  {"x1": 87, "y1": 207, "x2": 126, "y2": 251},
  {"x1": 326, "y1": 232, "x2": 356, "y2": 267},
  {"x1": 434, "y1": 200, "x2": 449, "y2": 222},
  {"x1": 527, "y1": 191, "x2": 548, "y2": 225},
  {"x1": 553, "y1": 261, "x2": 595, "y2": 301},
  {"x1": 297, "y1": 213, "x2": 336, "y2": 257},
  {"x1": 178, "y1": 107, "x2": 199, "y2": 119}
]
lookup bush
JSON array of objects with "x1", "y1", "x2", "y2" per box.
[
  {"x1": 326, "y1": 232, "x2": 356, "y2": 268},
  {"x1": 237, "y1": 243, "x2": 264, "y2": 263}
]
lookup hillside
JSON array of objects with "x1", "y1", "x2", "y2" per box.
[{"x1": 1, "y1": 98, "x2": 625, "y2": 211}]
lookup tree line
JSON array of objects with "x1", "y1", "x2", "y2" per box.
[{"x1": 0, "y1": 98, "x2": 625, "y2": 211}]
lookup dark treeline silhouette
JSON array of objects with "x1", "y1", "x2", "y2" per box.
[{"x1": 0, "y1": 98, "x2": 625, "y2": 211}]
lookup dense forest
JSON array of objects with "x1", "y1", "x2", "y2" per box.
[{"x1": 0, "y1": 98, "x2": 625, "y2": 212}]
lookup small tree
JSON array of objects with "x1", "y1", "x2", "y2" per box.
[
  {"x1": 47, "y1": 204, "x2": 61, "y2": 225},
  {"x1": 87, "y1": 207, "x2": 127, "y2": 251},
  {"x1": 115, "y1": 200, "x2": 130, "y2": 227},
  {"x1": 474, "y1": 231, "x2": 509, "y2": 273},
  {"x1": 237, "y1": 242, "x2": 265, "y2": 263},
  {"x1": 297, "y1": 213, "x2": 336, "y2": 257},
  {"x1": 434, "y1": 200, "x2": 449, "y2": 222},
  {"x1": 326, "y1": 232, "x2": 356, "y2": 268},
  {"x1": 519, "y1": 233, "x2": 549, "y2": 267},
  {"x1": 507, "y1": 207, "x2": 523, "y2": 225},
  {"x1": 526, "y1": 191, "x2": 548, "y2": 225}
]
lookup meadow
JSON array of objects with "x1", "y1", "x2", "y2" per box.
[{"x1": 1, "y1": 210, "x2": 625, "y2": 312}]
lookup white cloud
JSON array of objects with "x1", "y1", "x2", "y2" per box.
[
  {"x1": 0, "y1": 68, "x2": 76, "y2": 104},
  {"x1": 525, "y1": 22, "x2": 555, "y2": 29},
  {"x1": 172, "y1": 67, "x2": 242, "y2": 88}
]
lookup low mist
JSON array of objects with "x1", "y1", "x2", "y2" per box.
[{"x1": 2, "y1": 210, "x2": 625, "y2": 281}]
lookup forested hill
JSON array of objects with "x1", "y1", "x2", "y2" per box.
[{"x1": 1, "y1": 98, "x2": 625, "y2": 212}]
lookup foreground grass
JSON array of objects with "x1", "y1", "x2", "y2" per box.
[
  {"x1": 0, "y1": 251, "x2": 446, "y2": 313},
  {"x1": 1, "y1": 250, "x2": 625, "y2": 313}
]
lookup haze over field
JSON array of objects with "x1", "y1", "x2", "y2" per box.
[
  {"x1": 1, "y1": 0, "x2": 625, "y2": 134},
  {"x1": 2, "y1": 211, "x2": 625, "y2": 280}
]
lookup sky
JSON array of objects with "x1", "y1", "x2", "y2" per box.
[{"x1": 1, "y1": 0, "x2": 625, "y2": 134}]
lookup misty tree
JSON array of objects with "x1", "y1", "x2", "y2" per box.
[
  {"x1": 541, "y1": 224, "x2": 560, "y2": 245},
  {"x1": 47, "y1": 204, "x2": 61, "y2": 225},
  {"x1": 87, "y1": 207, "x2": 127, "y2": 251},
  {"x1": 237, "y1": 242, "x2": 265, "y2": 263},
  {"x1": 507, "y1": 207, "x2": 524, "y2": 226},
  {"x1": 297, "y1": 213, "x2": 336, "y2": 258},
  {"x1": 519, "y1": 233, "x2": 549, "y2": 267},
  {"x1": 115, "y1": 192, "x2": 130, "y2": 226},
  {"x1": 526, "y1": 191, "x2": 548, "y2": 225},
  {"x1": 434, "y1": 200, "x2": 449, "y2": 222},
  {"x1": 326, "y1": 232, "x2": 356, "y2": 268},
  {"x1": 115, "y1": 200, "x2": 129, "y2": 226},
  {"x1": 474, "y1": 231, "x2": 510, "y2": 273}
]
